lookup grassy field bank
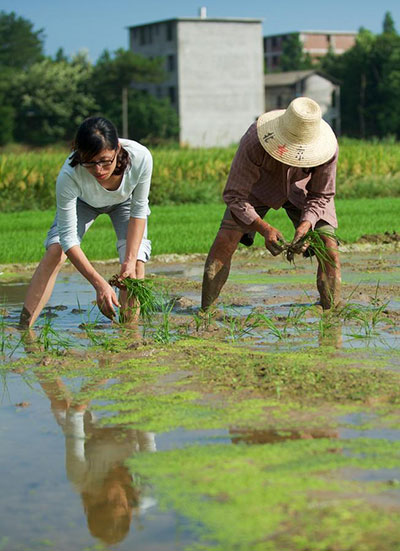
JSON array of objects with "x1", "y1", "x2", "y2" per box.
[
  {"x1": 0, "y1": 197, "x2": 399, "y2": 264},
  {"x1": 1, "y1": 137, "x2": 400, "y2": 212}
]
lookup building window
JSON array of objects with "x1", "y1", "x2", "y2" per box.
[
  {"x1": 168, "y1": 86, "x2": 176, "y2": 104},
  {"x1": 156, "y1": 87, "x2": 163, "y2": 98},
  {"x1": 166, "y1": 22, "x2": 173, "y2": 41},
  {"x1": 272, "y1": 55, "x2": 279, "y2": 67},
  {"x1": 167, "y1": 54, "x2": 175, "y2": 72},
  {"x1": 276, "y1": 95, "x2": 282, "y2": 108},
  {"x1": 272, "y1": 36, "x2": 278, "y2": 48},
  {"x1": 139, "y1": 27, "x2": 146, "y2": 45},
  {"x1": 139, "y1": 25, "x2": 153, "y2": 45}
]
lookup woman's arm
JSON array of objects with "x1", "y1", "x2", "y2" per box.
[{"x1": 66, "y1": 245, "x2": 120, "y2": 319}]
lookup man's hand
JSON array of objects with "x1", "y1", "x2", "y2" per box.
[
  {"x1": 95, "y1": 279, "x2": 120, "y2": 319},
  {"x1": 286, "y1": 221, "x2": 312, "y2": 261},
  {"x1": 292, "y1": 221, "x2": 312, "y2": 251},
  {"x1": 262, "y1": 225, "x2": 286, "y2": 256}
]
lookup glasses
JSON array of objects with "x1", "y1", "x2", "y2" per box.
[{"x1": 80, "y1": 151, "x2": 117, "y2": 168}]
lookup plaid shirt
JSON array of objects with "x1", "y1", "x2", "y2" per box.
[{"x1": 223, "y1": 122, "x2": 338, "y2": 229}]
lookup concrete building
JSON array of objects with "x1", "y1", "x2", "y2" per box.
[
  {"x1": 264, "y1": 31, "x2": 357, "y2": 72},
  {"x1": 128, "y1": 11, "x2": 264, "y2": 147},
  {"x1": 265, "y1": 70, "x2": 341, "y2": 134}
]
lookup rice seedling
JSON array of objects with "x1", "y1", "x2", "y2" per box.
[
  {"x1": 0, "y1": 314, "x2": 12, "y2": 354},
  {"x1": 153, "y1": 297, "x2": 176, "y2": 344},
  {"x1": 255, "y1": 312, "x2": 285, "y2": 340},
  {"x1": 221, "y1": 307, "x2": 263, "y2": 342},
  {"x1": 74, "y1": 298, "x2": 120, "y2": 350},
  {"x1": 191, "y1": 308, "x2": 215, "y2": 333},
  {"x1": 37, "y1": 316, "x2": 72, "y2": 353}
]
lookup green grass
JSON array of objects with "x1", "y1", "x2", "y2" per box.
[{"x1": 0, "y1": 198, "x2": 399, "y2": 264}]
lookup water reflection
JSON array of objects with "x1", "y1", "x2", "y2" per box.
[
  {"x1": 37, "y1": 373, "x2": 156, "y2": 546},
  {"x1": 318, "y1": 322, "x2": 343, "y2": 348},
  {"x1": 230, "y1": 427, "x2": 339, "y2": 445}
]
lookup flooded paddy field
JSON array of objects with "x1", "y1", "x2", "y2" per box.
[{"x1": 1, "y1": 245, "x2": 400, "y2": 551}]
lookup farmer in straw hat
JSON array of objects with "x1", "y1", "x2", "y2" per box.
[{"x1": 201, "y1": 96, "x2": 341, "y2": 311}]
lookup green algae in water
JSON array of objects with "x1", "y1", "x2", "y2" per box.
[{"x1": 128, "y1": 438, "x2": 400, "y2": 551}]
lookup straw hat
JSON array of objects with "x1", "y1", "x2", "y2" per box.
[{"x1": 256, "y1": 97, "x2": 337, "y2": 168}]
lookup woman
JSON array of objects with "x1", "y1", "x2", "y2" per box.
[{"x1": 19, "y1": 116, "x2": 152, "y2": 327}]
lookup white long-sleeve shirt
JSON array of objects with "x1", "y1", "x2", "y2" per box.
[{"x1": 55, "y1": 139, "x2": 152, "y2": 252}]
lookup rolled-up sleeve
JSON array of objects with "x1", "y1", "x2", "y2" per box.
[
  {"x1": 130, "y1": 149, "x2": 153, "y2": 219},
  {"x1": 223, "y1": 125, "x2": 264, "y2": 226},
  {"x1": 300, "y1": 147, "x2": 339, "y2": 229},
  {"x1": 56, "y1": 172, "x2": 80, "y2": 252}
]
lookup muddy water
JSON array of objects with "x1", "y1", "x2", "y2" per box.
[
  {"x1": 1, "y1": 372, "x2": 230, "y2": 551},
  {"x1": 1, "y1": 247, "x2": 400, "y2": 550}
]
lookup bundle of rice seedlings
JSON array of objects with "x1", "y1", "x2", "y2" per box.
[
  {"x1": 108, "y1": 275, "x2": 159, "y2": 320},
  {"x1": 284, "y1": 230, "x2": 337, "y2": 270}
]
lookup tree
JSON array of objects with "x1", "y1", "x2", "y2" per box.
[
  {"x1": 91, "y1": 48, "x2": 176, "y2": 140},
  {"x1": 382, "y1": 11, "x2": 397, "y2": 35},
  {"x1": 12, "y1": 58, "x2": 98, "y2": 145},
  {"x1": 127, "y1": 90, "x2": 179, "y2": 142},
  {"x1": 0, "y1": 11, "x2": 44, "y2": 69},
  {"x1": 279, "y1": 33, "x2": 313, "y2": 72},
  {"x1": 0, "y1": 67, "x2": 16, "y2": 144},
  {"x1": 321, "y1": 23, "x2": 400, "y2": 138}
]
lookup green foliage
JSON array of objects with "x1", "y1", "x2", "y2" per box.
[
  {"x1": 90, "y1": 48, "x2": 178, "y2": 142},
  {"x1": 12, "y1": 57, "x2": 98, "y2": 145},
  {"x1": 321, "y1": 19, "x2": 400, "y2": 138},
  {"x1": 0, "y1": 11, "x2": 44, "y2": 69},
  {"x1": 128, "y1": 90, "x2": 179, "y2": 142},
  {"x1": 279, "y1": 33, "x2": 313, "y2": 71},
  {"x1": 383, "y1": 11, "x2": 397, "y2": 34},
  {"x1": 0, "y1": 102, "x2": 15, "y2": 146}
]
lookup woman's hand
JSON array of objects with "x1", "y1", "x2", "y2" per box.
[
  {"x1": 119, "y1": 259, "x2": 138, "y2": 280},
  {"x1": 94, "y1": 279, "x2": 121, "y2": 319}
]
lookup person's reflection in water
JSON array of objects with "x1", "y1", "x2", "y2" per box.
[{"x1": 37, "y1": 374, "x2": 156, "y2": 546}]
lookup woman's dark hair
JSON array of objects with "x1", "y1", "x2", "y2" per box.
[{"x1": 69, "y1": 117, "x2": 130, "y2": 175}]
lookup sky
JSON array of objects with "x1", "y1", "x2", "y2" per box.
[{"x1": 3, "y1": 0, "x2": 400, "y2": 62}]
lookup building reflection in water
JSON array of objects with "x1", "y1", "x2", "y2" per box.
[{"x1": 37, "y1": 374, "x2": 156, "y2": 546}]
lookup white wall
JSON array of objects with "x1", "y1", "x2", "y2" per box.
[{"x1": 177, "y1": 21, "x2": 264, "y2": 147}]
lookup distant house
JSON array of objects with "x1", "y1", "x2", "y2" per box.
[
  {"x1": 128, "y1": 10, "x2": 264, "y2": 147},
  {"x1": 265, "y1": 70, "x2": 341, "y2": 134},
  {"x1": 264, "y1": 30, "x2": 357, "y2": 72}
]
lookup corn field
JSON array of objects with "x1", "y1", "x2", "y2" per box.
[{"x1": 1, "y1": 138, "x2": 400, "y2": 212}]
